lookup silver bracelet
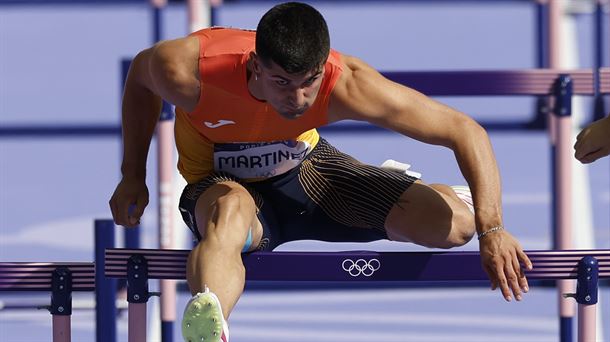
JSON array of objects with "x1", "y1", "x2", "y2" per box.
[{"x1": 477, "y1": 226, "x2": 504, "y2": 240}]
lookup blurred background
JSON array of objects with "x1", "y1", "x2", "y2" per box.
[{"x1": 0, "y1": 0, "x2": 609, "y2": 341}]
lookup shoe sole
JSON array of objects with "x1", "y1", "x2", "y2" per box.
[{"x1": 181, "y1": 291, "x2": 225, "y2": 342}]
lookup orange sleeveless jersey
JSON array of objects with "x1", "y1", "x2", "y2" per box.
[{"x1": 174, "y1": 27, "x2": 343, "y2": 184}]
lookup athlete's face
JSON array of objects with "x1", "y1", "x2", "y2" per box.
[{"x1": 256, "y1": 58, "x2": 325, "y2": 120}]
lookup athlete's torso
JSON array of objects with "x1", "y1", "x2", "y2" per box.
[{"x1": 174, "y1": 27, "x2": 343, "y2": 183}]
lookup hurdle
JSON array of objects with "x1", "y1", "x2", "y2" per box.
[
  {"x1": 0, "y1": 262, "x2": 95, "y2": 342},
  {"x1": 602, "y1": 67, "x2": 610, "y2": 95},
  {"x1": 104, "y1": 248, "x2": 610, "y2": 342},
  {"x1": 0, "y1": 219, "x2": 120, "y2": 342}
]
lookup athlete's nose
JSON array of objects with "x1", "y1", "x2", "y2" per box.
[{"x1": 288, "y1": 88, "x2": 307, "y2": 108}]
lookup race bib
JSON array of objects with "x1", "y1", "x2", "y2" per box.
[{"x1": 213, "y1": 140, "x2": 311, "y2": 179}]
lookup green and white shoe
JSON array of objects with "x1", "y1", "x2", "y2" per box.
[{"x1": 181, "y1": 287, "x2": 229, "y2": 342}]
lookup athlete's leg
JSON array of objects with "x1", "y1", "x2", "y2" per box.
[
  {"x1": 385, "y1": 180, "x2": 475, "y2": 248},
  {"x1": 295, "y1": 138, "x2": 474, "y2": 248},
  {"x1": 186, "y1": 181, "x2": 263, "y2": 319}
]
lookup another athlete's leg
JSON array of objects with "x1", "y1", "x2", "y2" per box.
[{"x1": 385, "y1": 180, "x2": 475, "y2": 248}]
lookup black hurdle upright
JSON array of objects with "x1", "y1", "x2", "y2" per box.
[
  {"x1": 563, "y1": 256, "x2": 600, "y2": 342},
  {"x1": 125, "y1": 253, "x2": 160, "y2": 342}
]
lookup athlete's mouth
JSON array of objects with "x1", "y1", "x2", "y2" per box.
[{"x1": 284, "y1": 106, "x2": 306, "y2": 116}]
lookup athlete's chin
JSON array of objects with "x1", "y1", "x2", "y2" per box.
[
  {"x1": 279, "y1": 113, "x2": 301, "y2": 120},
  {"x1": 279, "y1": 108, "x2": 307, "y2": 120}
]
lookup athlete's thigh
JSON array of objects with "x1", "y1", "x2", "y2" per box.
[
  {"x1": 384, "y1": 180, "x2": 468, "y2": 247},
  {"x1": 283, "y1": 138, "x2": 417, "y2": 240},
  {"x1": 180, "y1": 173, "x2": 262, "y2": 243}
]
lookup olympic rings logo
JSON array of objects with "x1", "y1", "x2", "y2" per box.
[{"x1": 341, "y1": 258, "x2": 381, "y2": 277}]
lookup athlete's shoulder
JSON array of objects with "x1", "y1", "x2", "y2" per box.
[
  {"x1": 190, "y1": 26, "x2": 255, "y2": 37},
  {"x1": 326, "y1": 49, "x2": 343, "y2": 68},
  {"x1": 151, "y1": 36, "x2": 199, "y2": 64},
  {"x1": 190, "y1": 27, "x2": 256, "y2": 57},
  {"x1": 148, "y1": 37, "x2": 200, "y2": 110},
  {"x1": 336, "y1": 54, "x2": 369, "y2": 74},
  {"x1": 328, "y1": 54, "x2": 382, "y2": 122},
  {"x1": 329, "y1": 54, "x2": 367, "y2": 93}
]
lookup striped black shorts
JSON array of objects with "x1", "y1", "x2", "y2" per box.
[{"x1": 178, "y1": 138, "x2": 417, "y2": 251}]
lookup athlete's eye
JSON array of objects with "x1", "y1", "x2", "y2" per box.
[
  {"x1": 303, "y1": 77, "x2": 317, "y2": 86},
  {"x1": 275, "y1": 79, "x2": 289, "y2": 86}
]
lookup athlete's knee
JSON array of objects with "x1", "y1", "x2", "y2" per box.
[
  {"x1": 445, "y1": 207, "x2": 475, "y2": 248},
  {"x1": 428, "y1": 183, "x2": 475, "y2": 247},
  {"x1": 214, "y1": 190, "x2": 254, "y2": 214},
  {"x1": 197, "y1": 190, "x2": 256, "y2": 248}
]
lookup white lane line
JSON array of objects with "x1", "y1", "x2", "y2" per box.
[
  {"x1": 231, "y1": 311, "x2": 556, "y2": 332},
  {"x1": 238, "y1": 288, "x2": 499, "y2": 306},
  {"x1": 229, "y1": 326, "x2": 555, "y2": 342},
  {"x1": 0, "y1": 310, "x2": 129, "y2": 333}
]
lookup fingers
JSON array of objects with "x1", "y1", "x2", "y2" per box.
[
  {"x1": 109, "y1": 180, "x2": 148, "y2": 228},
  {"x1": 512, "y1": 253, "x2": 529, "y2": 293},
  {"x1": 517, "y1": 249, "x2": 533, "y2": 271},
  {"x1": 573, "y1": 126, "x2": 591, "y2": 160},
  {"x1": 574, "y1": 139, "x2": 592, "y2": 161},
  {"x1": 575, "y1": 143, "x2": 601, "y2": 163},
  {"x1": 109, "y1": 197, "x2": 119, "y2": 225},
  {"x1": 493, "y1": 262, "x2": 511, "y2": 301},
  {"x1": 109, "y1": 194, "x2": 139, "y2": 227},
  {"x1": 575, "y1": 126, "x2": 587, "y2": 142},
  {"x1": 129, "y1": 196, "x2": 148, "y2": 226},
  {"x1": 488, "y1": 252, "x2": 530, "y2": 302},
  {"x1": 109, "y1": 196, "x2": 129, "y2": 226},
  {"x1": 580, "y1": 148, "x2": 607, "y2": 164},
  {"x1": 494, "y1": 257, "x2": 522, "y2": 302},
  {"x1": 483, "y1": 264, "x2": 498, "y2": 291}
]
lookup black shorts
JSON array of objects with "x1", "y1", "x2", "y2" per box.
[{"x1": 178, "y1": 138, "x2": 417, "y2": 251}]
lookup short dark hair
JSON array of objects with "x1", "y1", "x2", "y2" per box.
[{"x1": 256, "y1": 2, "x2": 330, "y2": 74}]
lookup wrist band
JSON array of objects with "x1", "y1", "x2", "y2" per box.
[{"x1": 477, "y1": 226, "x2": 504, "y2": 240}]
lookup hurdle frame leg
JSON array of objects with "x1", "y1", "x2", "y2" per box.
[
  {"x1": 578, "y1": 304, "x2": 596, "y2": 342},
  {"x1": 52, "y1": 315, "x2": 71, "y2": 342},
  {"x1": 128, "y1": 303, "x2": 148, "y2": 342},
  {"x1": 576, "y1": 256, "x2": 599, "y2": 342},
  {"x1": 50, "y1": 267, "x2": 73, "y2": 342},
  {"x1": 552, "y1": 74, "x2": 576, "y2": 342},
  {"x1": 564, "y1": 256, "x2": 600, "y2": 342},
  {"x1": 127, "y1": 254, "x2": 158, "y2": 342}
]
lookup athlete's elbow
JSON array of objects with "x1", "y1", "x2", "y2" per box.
[{"x1": 447, "y1": 115, "x2": 488, "y2": 150}]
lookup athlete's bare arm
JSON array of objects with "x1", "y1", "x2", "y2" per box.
[
  {"x1": 328, "y1": 55, "x2": 502, "y2": 227},
  {"x1": 109, "y1": 37, "x2": 200, "y2": 227},
  {"x1": 328, "y1": 54, "x2": 532, "y2": 301}
]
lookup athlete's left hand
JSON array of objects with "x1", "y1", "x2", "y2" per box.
[{"x1": 479, "y1": 230, "x2": 533, "y2": 302}]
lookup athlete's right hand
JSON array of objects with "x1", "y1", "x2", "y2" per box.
[{"x1": 109, "y1": 177, "x2": 149, "y2": 227}]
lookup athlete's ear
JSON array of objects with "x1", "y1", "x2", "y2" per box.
[{"x1": 250, "y1": 51, "x2": 262, "y2": 75}]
